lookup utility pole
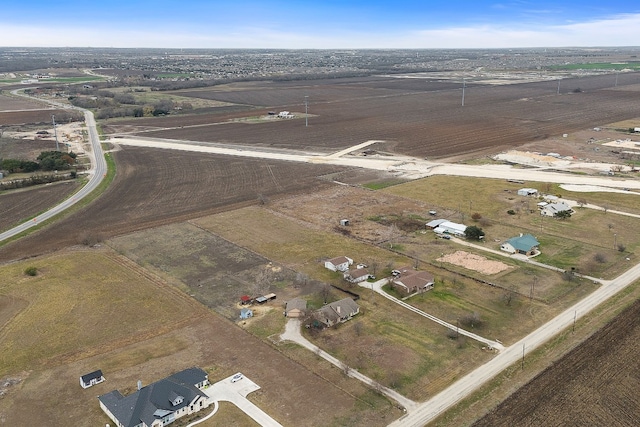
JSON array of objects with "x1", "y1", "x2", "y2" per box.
[
  {"x1": 530, "y1": 276, "x2": 537, "y2": 303},
  {"x1": 304, "y1": 95, "x2": 308, "y2": 127},
  {"x1": 461, "y1": 78, "x2": 466, "y2": 106},
  {"x1": 557, "y1": 79, "x2": 560, "y2": 95},
  {"x1": 573, "y1": 310, "x2": 577, "y2": 333},
  {"x1": 614, "y1": 233, "x2": 617, "y2": 249},
  {"x1": 52, "y1": 114, "x2": 60, "y2": 151},
  {"x1": 521, "y1": 343, "x2": 525, "y2": 369}
]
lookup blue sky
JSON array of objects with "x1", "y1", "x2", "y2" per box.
[{"x1": 1, "y1": 1, "x2": 639, "y2": 48}]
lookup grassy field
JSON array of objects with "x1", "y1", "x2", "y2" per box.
[
  {"x1": 193, "y1": 206, "x2": 411, "y2": 281},
  {"x1": 0, "y1": 249, "x2": 201, "y2": 378}
]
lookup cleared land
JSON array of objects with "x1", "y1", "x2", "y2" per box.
[
  {"x1": 102, "y1": 73, "x2": 640, "y2": 159},
  {"x1": 0, "y1": 147, "x2": 347, "y2": 261},
  {"x1": 473, "y1": 298, "x2": 640, "y2": 427},
  {"x1": 0, "y1": 181, "x2": 81, "y2": 232}
]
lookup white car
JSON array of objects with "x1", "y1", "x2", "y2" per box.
[{"x1": 231, "y1": 373, "x2": 243, "y2": 383}]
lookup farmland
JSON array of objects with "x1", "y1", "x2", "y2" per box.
[
  {"x1": 102, "y1": 72, "x2": 640, "y2": 159},
  {"x1": 0, "y1": 147, "x2": 347, "y2": 260},
  {"x1": 472, "y1": 298, "x2": 640, "y2": 427},
  {"x1": 2, "y1": 48, "x2": 640, "y2": 427}
]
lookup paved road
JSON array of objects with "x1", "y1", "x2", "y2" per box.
[
  {"x1": 0, "y1": 93, "x2": 106, "y2": 243},
  {"x1": 388, "y1": 260, "x2": 640, "y2": 427},
  {"x1": 359, "y1": 279, "x2": 504, "y2": 351},
  {"x1": 280, "y1": 318, "x2": 417, "y2": 411}
]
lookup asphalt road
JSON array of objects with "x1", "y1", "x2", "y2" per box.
[
  {"x1": 0, "y1": 93, "x2": 106, "y2": 243},
  {"x1": 388, "y1": 260, "x2": 640, "y2": 427}
]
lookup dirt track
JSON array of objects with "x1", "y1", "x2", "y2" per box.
[{"x1": 473, "y1": 299, "x2": 640, "y2": 427}]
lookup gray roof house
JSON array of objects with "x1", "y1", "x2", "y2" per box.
[
  {"x1": 541, "y1": 202, "x2": 572, "y2": 217},
  {"x1": 99, "y1": 367, "x2": 211, "y2": 427},
  {"x1": 343, "y1": 268, "x2": 372, "y2": 283},
  {"x1": 314, "y1": 298, "x2": 360, "y2": 327},
  {"x1": 500, "y1": 234, "x2": 540, "y2": 255}
]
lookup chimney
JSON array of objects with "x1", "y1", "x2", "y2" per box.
[
  {"x1": 336, "y1": 305, "x2": 341, "y2": 314},
  {"x1": 137, "y1": 380, "x2": 142, "y2": 390}
]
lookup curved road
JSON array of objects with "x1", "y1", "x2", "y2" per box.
[{"x1": 0, "y1": 93, "x2": 106, "y2": 243}]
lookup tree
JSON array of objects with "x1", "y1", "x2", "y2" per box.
[
  {"x1": 464, "y1": 225, "x2": 485, "y2": 241},
  {"x1": 554, "y1": 210, "x2": 572, "y2": 220},
  {"x1": 471, "y1": 212, "x2": 482, "y2": 222},
  {"x1": 577, "y1": 198, "x2": 587, "y2": 208}
]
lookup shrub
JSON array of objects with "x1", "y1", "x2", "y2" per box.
[
  {"x1": 24, "y1": 266, "x2": 38, "y2": 276},
  {"x1": 507, "y1": 210, "x2": 516, "y2": 215}
]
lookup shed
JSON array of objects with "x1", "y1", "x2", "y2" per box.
[
  {"x1": 339, "y1": 219, "x2": 350, "y2": 226},
  {"x1": 80, "y1": 369, "x2": 105, "y2": 389},
  {"x1": 517, "y1": 188, "x2": 538, "y2": 196},
  {"x1": 240, "y1": 308, "x2": 253, "y2": 319},
  {"x1": 433, "y1": 221, "x2": 467, "y2": 236},
  {"x1": 240, "y1": 295, "x2": 252, "y2": 305}
]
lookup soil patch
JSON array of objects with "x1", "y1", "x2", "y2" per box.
[{"x1": 437, "y1": 251, "x2": 511, "y2": 275}]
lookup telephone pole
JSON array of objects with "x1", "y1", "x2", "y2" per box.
[{"x1": 52, "y1": 115, "x2": 60, "y2": 151}]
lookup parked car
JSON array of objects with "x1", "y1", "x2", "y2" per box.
[{"x1": 231, "y1": 373, "x2": 243, "y2": 383}]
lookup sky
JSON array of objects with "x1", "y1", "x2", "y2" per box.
[{"x1": 2, "y1": 1, "x2": 640, "y2": 49}]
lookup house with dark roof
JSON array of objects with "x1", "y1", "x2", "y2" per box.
[
  {"x1": 390, "y1": 267, "x2": 435, "y2": 295},
  {"x1": 80, "y1": 369, "x2": 105, "y2": 389},
  {"x1": 314, "y1": 298, "x2": 360, "y2": 327},
  {"x1": 500, "y1": 234, "x2": 540, "y2": 256},
  {"x1": 98, "y1": 367, "x2": 211, "y2": 427}
]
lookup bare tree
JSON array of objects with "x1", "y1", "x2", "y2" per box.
[
  {"x1": 319, "y1": 283, "x2": 331, "y2": 304},
  {"x1": 502, "y1": 285, "x2": 518, "y2": 306},
  {"x1": 577, "y1": 198, "x2": 587, "y2": 208}
]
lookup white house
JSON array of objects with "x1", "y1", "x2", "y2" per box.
[
  {"x1": 433, "y1": 221, "x2": 467, "y2": 237},
  {"x1": 324, "y1": 256, "x2": 353, "y2": 272},
  {"x1": 541, "y1": 202, "x2": 572, "y2": 217}
]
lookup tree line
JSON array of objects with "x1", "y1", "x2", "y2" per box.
[{"x1": 1, "y1": 150, "x2": 77, "y2": 173}]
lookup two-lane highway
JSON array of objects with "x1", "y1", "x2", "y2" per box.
[{"x1": 0, "y1": 92, "x2": 106, "y2": 243}]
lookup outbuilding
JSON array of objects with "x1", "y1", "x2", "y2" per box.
[
  {"x1": 240, "y1": 308, "x2": 254, "y2": 319},
  {"x1": 80, "y1": 369, "x2": 105, "y2": 389},
  {"x1": 324, "y1": 256, "x2": 353, "y2": 272},
  {"x1": 517, "y1": 188, "x2": 538, "y2": 196}
]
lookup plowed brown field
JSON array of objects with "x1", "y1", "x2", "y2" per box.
[
  {"x1": 473, "y1": 299, "x2": 640, "y2": 427},
  {"x1": 0, "y1": 181, "x2": 80, "y2": 232},
  {"x1": 0, "y1": 147, "x2": 346, "y2": 261},
  {"x1": 104, "y1": 73, "x2": 640, "y2": 159}
]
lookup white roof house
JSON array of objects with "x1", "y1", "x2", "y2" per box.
[
  {"x1": 517, "y1": 188, "x2": 538, "y2": 196},
  {"x1": 433, "y1": 221, "x2": 467, "y2": 236}
]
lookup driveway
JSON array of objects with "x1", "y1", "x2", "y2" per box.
[{"x1": 280, "y1": 318, "x2": 417, "y2": 411}]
